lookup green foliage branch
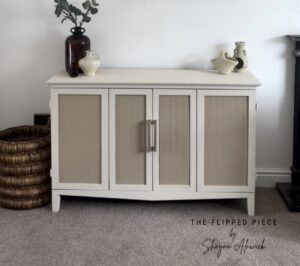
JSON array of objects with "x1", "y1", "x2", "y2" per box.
[{"x1": 54, "y1": 0, "x2": 99, "y2": 28}]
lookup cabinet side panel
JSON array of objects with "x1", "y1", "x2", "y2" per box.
[
  {"x1": 159, "y1": 96, "x2": 190, "y2": 185},
  {"x1": 204, "y1": 96, "x2": 248, "y2": 186},
  {"x1": 115, "y1": 95, "x2": 146, "y2": 185},
  {"x1": 59, "y1": 95, "x2": 101, "y2": 184}
]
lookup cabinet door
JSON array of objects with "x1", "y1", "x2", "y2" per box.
[
  {"x1": 51, "y1": 89, "x2": 108, "y2": 190},
  {"x1": 109, "y1": 89, "x2": 152, "y2": 191},
  {"x1": 197, "y1": 90, "x2": 256, "y2": 192},
  {"x1": 153, "y1": 90, "x2": 196, "y2": 191}
]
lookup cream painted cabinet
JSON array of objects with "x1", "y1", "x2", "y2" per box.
[{"x1": 48, "y1": 70, "x2": 260, "y2": 215}]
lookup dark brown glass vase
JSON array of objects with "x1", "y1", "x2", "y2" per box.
[{"x1": 65, "y1": 27, "x2": 90, "y2": 77}]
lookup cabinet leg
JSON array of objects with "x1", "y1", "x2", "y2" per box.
[
  {"x1": 52, "y1": 191, "x2": 61, "y2": 212},
  {"x1": 247, "y1": 194, "x2": 255, "y2": 216}
]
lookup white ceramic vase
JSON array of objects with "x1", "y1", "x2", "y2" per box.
[
  {"x1": 233, "y1": 42, "x2": 248, "y2": 72},
  {"x1": 211, "y1": 50, "x2": 238, "y2": 75},
  {"x1": 79, "y1": 51, "x2": 100, "y2": 76}
]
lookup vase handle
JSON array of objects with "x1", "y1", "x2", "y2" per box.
[
  {"x1": 70, "y1": 27, "x2": 85, "y2": 34},
  {"x1": 92, "y1": 53, "x2": 100, "y2": 60}
]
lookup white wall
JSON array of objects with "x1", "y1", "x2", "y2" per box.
[{"x1": 1, "y1": 0, "x2": 300, "y2": 173}]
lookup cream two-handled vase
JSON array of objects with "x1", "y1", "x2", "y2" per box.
[{"x1": 78, "y1": 51, "x2": 100, "y2": 76}]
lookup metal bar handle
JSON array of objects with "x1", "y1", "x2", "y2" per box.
[
  {"x1": 146, "y1": 120, "x2": 157, "y2": 152},
  {"x1": 152, "y1": 120, "x2": 157, "y2": 152},
  {"x1": 146, "y1": 120, "x2": 153, "y2": 152}
]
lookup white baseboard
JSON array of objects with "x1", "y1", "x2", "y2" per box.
[{"x1": 256, "y1": 168, "x2": 291, "y2": 187}]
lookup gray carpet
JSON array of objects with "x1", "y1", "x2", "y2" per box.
[{"x1": 0, "y1": 188, "x2": 299, "y2": 266}]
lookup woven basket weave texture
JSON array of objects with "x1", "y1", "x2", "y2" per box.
[{"x1": 0, "y1": 125, "x2": 51, "y2": 209}]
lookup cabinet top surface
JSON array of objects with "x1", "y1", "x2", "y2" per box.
[{"x1": 47, "y1": 69, "x2": 261, "y2": 88}]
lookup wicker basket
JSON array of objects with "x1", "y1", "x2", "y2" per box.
[
  {"x1": 0, "y1": 173, "x2": 50, "y2": 187},
  {"x1": 0, "y1": 181, "x2": 51, "y2": 198},
  {"x1": 0, "y1": 160, "x2": 51, "y2": 176},
  {"x1": 0, "y1": 194, "x2": 51, "y2": 210},
  {"x1": 0, "y1": 149, "x2": 50, "y2": 165},
  {"x1": 0, "y1": 126, "x2": 50, "y2": 153},
  {"x1": 0, "y1": 125, "x2": 51, "y2": 210}
]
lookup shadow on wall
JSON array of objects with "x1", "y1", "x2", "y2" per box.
[
  {"x1": 0, "y1": 1, "x2": 65, "y2": 130},
  {"x1": 254, "y1": 35, "x2": 294, "y2": 169},
  {"x1": 273, "y1": 36, "x2": 294, "y2": 166},
  {"x1": 178, "y1": 42, "x2": 232, "y2": 70}
]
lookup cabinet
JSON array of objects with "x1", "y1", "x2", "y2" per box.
[{"x1": 48, "y1": 70, "x2": 260, "y2": 215}]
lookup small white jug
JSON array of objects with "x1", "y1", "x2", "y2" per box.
[{"x1": 79, "y1": 51, "x2": 100, "y2": 76}]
